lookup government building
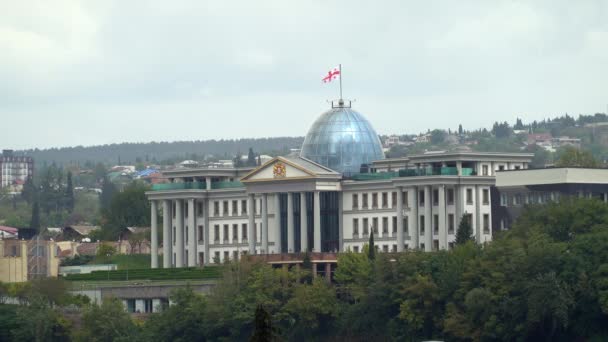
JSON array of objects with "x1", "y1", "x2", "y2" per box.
[{"x1": 146, "y1": 100, "x2": 533, "y2": 268}]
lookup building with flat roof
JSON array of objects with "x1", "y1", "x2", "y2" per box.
[
  {"x1": 0, "y1": 149, "x2": 34, "y2": 192},
  {"x1": 146, "y1": 101, "x2": 533, "y2": 270},
  {"x1": 493, "y1": 167, "x2": 608, "y2": 230}
]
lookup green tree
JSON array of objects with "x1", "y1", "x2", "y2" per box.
[
  {"x1": 247, "y1": 148, "x2": 257, "y2": 167},
  {"x1": 101, "y1": 181, "x2": 150, "y2": 239},
  {"x1": 65, "y1": 171, "x2": 74, "y2": 212},
  {"x1": 12, "y1": 294, "x2": 71, "y2": 342},
  {"x1": 430, "y1": 129, "x2": 447, "y2": 144},
  {"x1": 555, "y1": 146, "x2": 599, "y2": 168},
  {"x1": 78, "y1": 297, "x2": 139, "y2": 342},
  {"x1": 99, "y1": 175, "x2": 116, "y2": 211},
  {"x1": 21, "y1": 176, "x2": 37, "y2": 205},
  {"x1": 250, "y1": 305, "x2": 275, "y2": 342},
  {"x1": 368, "y1": 231, "x2": 376, "y2": 261},
  {"x1": 283, "y1": 278, "x2": 338, "y2": 339},
  {"x1": 455, "y1": 214, "x2": 473, "y2": 245},
  {"x1": 30, "y1": 200, "x2": 41, "y2": 231}
]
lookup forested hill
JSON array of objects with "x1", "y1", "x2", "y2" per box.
[{"x1": 18, "y1": 137, "x2": 304, "y2": 167}]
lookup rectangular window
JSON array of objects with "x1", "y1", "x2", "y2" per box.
[
  {"x1": 420, "y1": 243, "x2": 425, "y2": 250},
  {"x1": 224, "y1": 251, "x2": 229, "y2": 261},
  {"x1": 433, "y1": 214, "x2": 439, "y2": 234},
  {"x1": 232, "y1": 224, "x2": 238, "y2": 240},
  {"x1": 363, "y1": 194, "x2": 369, "y2": 209},
  {"x1": 197, "y1": 202, "x2": 203, "y2": 216},
  {"x1": 382, "y1": 245, "x2": 389, "y2": 253},
  {"x1": 372, "y1": 217, "x2": 378, "y2": 234},
  {"x1": 433, "y1": 189, "x2": 439, "y2": 206},
  {"x1": 448, "y1": 214, "x2": 455, "y2": 234},
  {"x1": 352, "y1": 194, "x2": 359, "y2": 209},
  {"x1": 353, "y1": 218, "x2": 359, "y2": 237},
  {"x1": 466, "y1": 188, "x2": 473, "y2": 205},
  {"x1": 419, "y1": 190, "x2": 425, "y2": 206},
  {"x1": 420, "y1": 215, "x2": 425, "y2": 235},
  {"x1": 498, "y1": 165, "x2": 505, "y2": 171},
  {"x1": 372, "y1": 193, "x2": 378, "y2": 209},
  {"x1": 382, "y1": 217, "x2": 388, "y2": 234},
  {"x1": 186, "y1": 226, "x2": 188, "y2": 244},
  {"x1": 433, "y1": 240, "x2": 439, "y2": 251},
  {"x1": 232, "y1": 200, "x2": 238, "y2": 215},
  {"x1": 214, "y1": 251, "x2": 220, "y2": 263},
  {"x1": 233, "y1": 250, "x2": 239, "y2": 260},
  {"x1": 253, "y1": 198, "x2": 258, "y2": 214},
  {"x1": 482, "y1": 189, "x2": 489, "y2": 205},
  {"x1": 403, "y1": 191, "x2": 408, "y2": 207},
  {"x1": 482, "y1": 165, "x2": 489, "y2": 176},
  {"x1": 392, "y1": 192, "x2": 397, "y2": 207},
  {"x1": 483, "y1": 214, "x2": 490, "y2": 233},
  {"x1": 363, "y1": 218, "x2": 369, "y2": 235},
  {"x1": 214, "y1": 201, "x2": 219, "y2": 216},
  {"x1": 144, "y1": 299, "x2": 153, "y2": 313},
  {"x1": 223, "y1": 201, "x2": 229, "y2": 215},
  {"x1": 198, "y1": 225, "x2": 204, "y2": 242},
  {"x1": 514, "y1": 194, "x2": 522, "y2": 206},
  {"x1": 223, "y1": 225, "x2": 229, "y2": 242},
  {"x1": 173, "y1": 202, "x2": 176, "y2": 218},
  {"x1": 392, "y1": 244, "x2": 397, "y2": 252},
  {"x1": 382, "y1": 192, "x2": 388, "y2": 208},
  {"x1": 214, "y1": 225, "x2": 220, "y2": 242},
  {"x1": 242, "y1": 224, "x2": 248, "y2": 241},
  {"x1": 185, "y1": 204, "x2": 188, "y2": 218},
  {"x1": 404, "y1": 217, "x2": 409, "y2": 235},
  {"x1": 392, "y1": 216, "x2": 397, "y2": 233},
  {"x1": 501, "y1": 193, "x2": 508, "y2": 206},
  {"x1": 447, "y1": 188, "x2": 454, "y2": 205},
  {"x1": 173, "y1": 227, "x2": 176, "y2": 244},
  {"x1": 353, "y1": 246, "x2": 360, "y2": 253},
  {"x1": 242, "y1": 200, "x2": 247, "y2": 215}
]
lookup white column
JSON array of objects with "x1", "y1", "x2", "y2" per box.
[
  {"x1": 248, "y1": 194, "x2": 255, "y2": 254},
  {"x1": 456, "y1": 161, "x2": 462, "y2": 176},
  {"x1": 424, "y1": 186, "x2": 432, "y2": 252},
  {"x1": 203, "y1": 198, "x2": 210, "y2": 265},
  {"x1": 313, "y1": 191, "x2": 321, "y2": 252},
  {"x1": 287, "y1": 192, "x2": 294, "y2": 253},
  {"x1": 438, "y1": 185, "x2": 447, "y2": 249},
  {"x1": 274, "y1": 194, "x2": 282, "y2": 253},
  {"x1": 262, "y1": 193, "x2": 269, "y2": 254},
  {"x1": 300, "y1": 192, "x2": 308, "y2": 252},
  {"x1": 150, "y1": 200, "x2": 158, "y2": 268},
  {"x1": 410, "y1": 188, "x2": 418, "y2": 249},
  {"x1": 396, "y1": 187, "x2": 404, "y2": 252},
  {"x1": 162, "y1": 200, "x2": 172, "y2": 268},
  {"x1": 175, "y1": 199, "x2": 184, "y2": 267},
  {"x1": 475, "y1": 185, "x2": 481, "y2": 243},
  {"x1": 205, "y1": 177, "x2": 211, "y2": 190},
  {"x1": 187, "y1": 199, "x2": 196, "y2": 267}
]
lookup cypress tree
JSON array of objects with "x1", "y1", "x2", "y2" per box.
[
  {"x1": 368, "y1": 231, "x2": 376, "y2": 261},
  {"x1": 65, "y1": 171, "x2": 74, "y2": 212},
  {"x1": 30, "y1": 201, "x2": 41, "y2": 232},
  {"x1": 455, "y1": 214, "x2": 473, "y2": 245},
  {"x1": 250, "y1": 304, "x2": 274, "y2": 342}
]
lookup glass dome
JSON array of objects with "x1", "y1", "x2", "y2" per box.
[{"x1": 300, "y1": 104, "x2": 385, "y2": 176}]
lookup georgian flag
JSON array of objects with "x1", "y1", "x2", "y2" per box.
[{"x1": 322, "y1": 66, "x2": 340, "y2": 83}]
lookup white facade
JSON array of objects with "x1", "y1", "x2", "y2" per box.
[{"x1": 146, "y1": 152, "x2": 533, "y2": 268}]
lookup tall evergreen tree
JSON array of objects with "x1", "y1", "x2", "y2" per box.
[
  {"x1": 65, "y1": 171, "x2": 74, "y2": 212},
  {"x1": 21, "y1": 176, "x2": 36, "y2": 205},
  {"x1": 368, "y1": 231, "x2": 376, "y2": 261},
  {"x1": 458, "y1": 124, "x2": 463, "y2": 135},
  {"x1": 455, "y1": 214, "x2": 473, "y2": 245},
  {"x1": 250, "y1": 304, "x2": 275, "y2": 342},
  {"x1": 30, "y1": 201, "x2": 41, "y2": 232},
  {"x1": 247, "y1": 148, "x2": 257, "y2": 167},
  {"x1": 99, "y1": 176, "x2": 116, "y2": 211}
]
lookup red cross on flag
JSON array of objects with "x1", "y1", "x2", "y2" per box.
[{"x1": 322, "y1": 66, "x2": 341, "y2": 83}]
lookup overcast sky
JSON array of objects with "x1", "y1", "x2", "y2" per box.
[{"x1": 2, "y1": 1, "x2": 608, "y2": 149}]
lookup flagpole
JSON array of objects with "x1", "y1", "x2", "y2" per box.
[{"x1": 339, "y1": 64, "x2": 343, "y2": 101}]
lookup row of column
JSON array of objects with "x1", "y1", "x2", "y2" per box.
[
  {"x1": 150, "y1": 191, "x2": 324, "y2": 268},
  {"x1": 151, "y1": 198, "x2": 210, "y2": 269},
  {"x1": 266, "y1": 191, "x2": 322, "y2": 254}
]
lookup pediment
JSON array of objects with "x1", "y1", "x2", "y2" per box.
[{"x1": 241, "y1": 157, "x2": 316, "y2": 183}]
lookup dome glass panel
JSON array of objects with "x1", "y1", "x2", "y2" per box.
[{"x1": 300, "y1": 106, "x2": 384, "y2": 175}]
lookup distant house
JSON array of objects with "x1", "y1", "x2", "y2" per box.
[
  {"x1": 553, "y1": 136, "x2": 581, "y2": 149},
  {"x1": 62, "y1": 225, "x2": 100, "y2": 241},
  {"x1": 0, "y1": 226, "x2": 18, "y2": 239},
  {"x1": 527, "y1": 133, "x2": 553, "y2": 145}
]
